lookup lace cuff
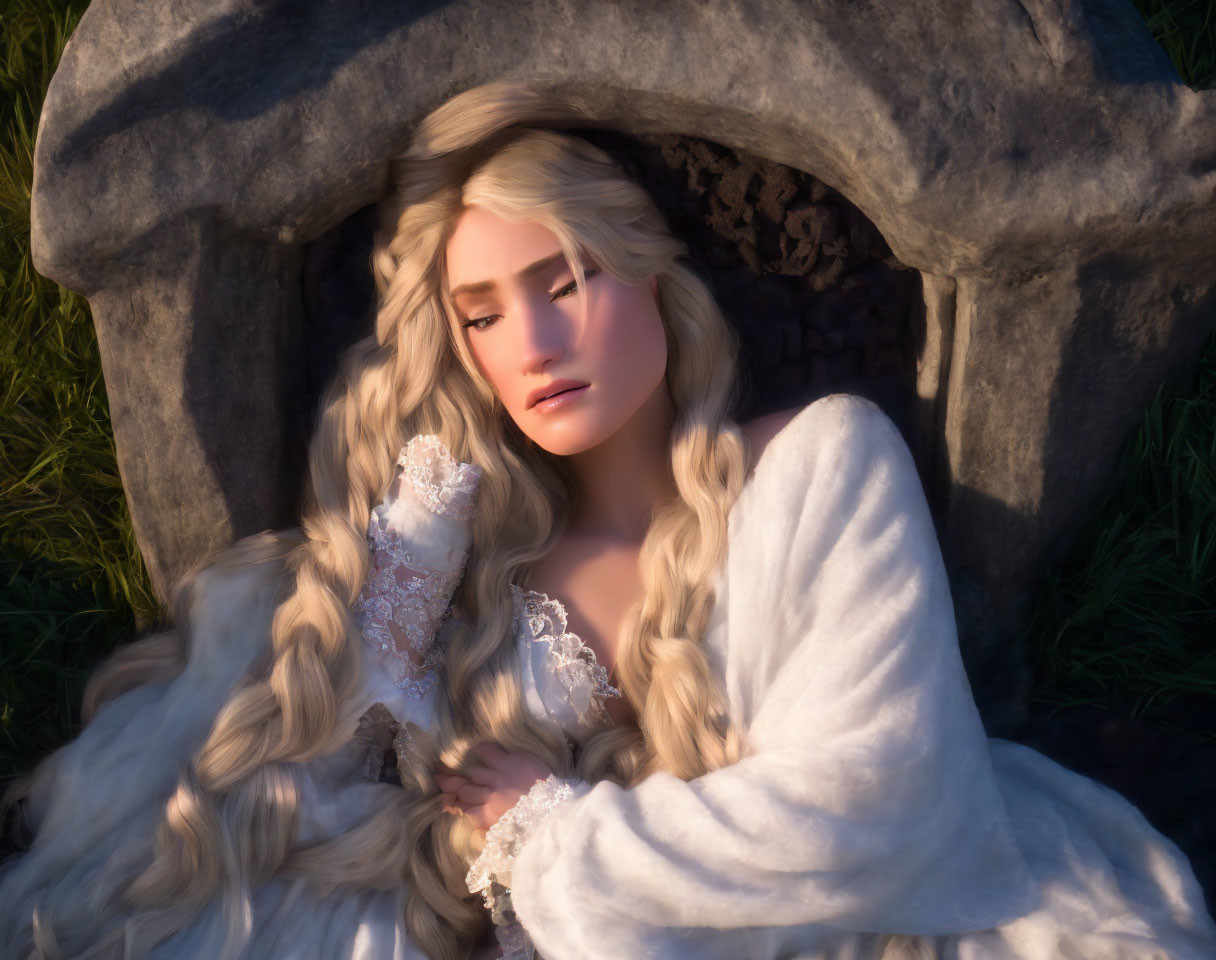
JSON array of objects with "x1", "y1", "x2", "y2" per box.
[
  {"x1": 465, "y1": 774, "x2": 592, "y2": 906},
  {"x1": 353, "y1": 435, "x2": 481, "y2": 700},
  {"x1": 395, "y1": 434, "x2": 481, "y2": 522}
]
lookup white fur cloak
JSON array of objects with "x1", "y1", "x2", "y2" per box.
[{"x1": 496, "y1": 395, "x2": 1216, "y2": 960}]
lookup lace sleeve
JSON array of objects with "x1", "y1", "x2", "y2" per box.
[
  {"x1": 465, "y1": 775, "x2": 592, "y2": 911},
  {"x1": 352, "y1": 435, "x2": 481, "y2": 702}
]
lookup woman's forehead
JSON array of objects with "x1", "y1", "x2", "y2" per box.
[{"x1": 445, "y1": 207, "x2": 569, "y2": 294}]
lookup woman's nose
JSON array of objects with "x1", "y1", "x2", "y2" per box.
[{"x1": 515, "y1": 296, "x2": 566, "y2": 374}]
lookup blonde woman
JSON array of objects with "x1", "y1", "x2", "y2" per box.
[{"x1": 2, "y1": 81, "x2": 1214, "y2": 960}]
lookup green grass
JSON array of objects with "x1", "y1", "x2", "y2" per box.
[
  {"x1": 1, "y1": 0, "x2": 161, "y2": 779},
  {"x1": 1023, "y1": 328, "x2": 1216, "y2": 733},
  {"x1": 0, "y1": 0, "x2": 1214, "y2": 782},
  {"x1": 1019, "y1": 0, "x2": 1216, "y2": 735},
  {"x1": 1132, "y1": 0, "x2": 1216, "y2": 89}
]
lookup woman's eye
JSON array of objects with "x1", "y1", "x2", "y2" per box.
[
  {"x1": 551, "y1": 267, "x2": 600, "y2": 302},
  {"x1": 462, "y1": 268, "x2": 600, "y2": 330},
  {"x1": 461, "y1": 315, "x2": 500, "y2": 331}
]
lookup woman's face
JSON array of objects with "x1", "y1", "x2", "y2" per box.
[{"x1": 445, "y1": 204, "x2": 668, "y2": 457}]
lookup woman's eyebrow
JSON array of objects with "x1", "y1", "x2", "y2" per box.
[{"x1": 447, "y1": 252, "x2": 566, "y2": 299}]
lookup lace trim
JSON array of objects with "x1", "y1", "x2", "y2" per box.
[
  {"x1": 354, "y1": 515, "x2": 463, "y2": 700},
  {"x1": 465, "y1": 774, "x2": 590, "y2": 905},
  {"x1": 398, "y1": 434, "x2": 481, "y2": 522},
  {"x1": 510, "y1": 584, "x2": 621, "y2": 727}
]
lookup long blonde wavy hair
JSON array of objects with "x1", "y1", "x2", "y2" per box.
[{"x1": 3, "y1": 81, "x2": 753, "y2": 960}]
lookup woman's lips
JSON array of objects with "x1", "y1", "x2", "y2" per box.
[{"x1": 531, "y1": 384, "x2": 589, "y2": 413}]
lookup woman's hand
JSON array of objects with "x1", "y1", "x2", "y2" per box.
[{"x1": 435, "y1": 742, "x2": 555, "y2": 834}]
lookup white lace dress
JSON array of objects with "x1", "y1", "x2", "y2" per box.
[
  {"x1": 0, "y1": 433, "x2": 617, "y2": 959},
  {"x1": 352, "y1": 437, "x2": 624, "y2": 959}
]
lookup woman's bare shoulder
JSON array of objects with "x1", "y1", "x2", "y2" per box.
[{"x1": 741, "y1": 405, "x2": 805, "y2": 476}]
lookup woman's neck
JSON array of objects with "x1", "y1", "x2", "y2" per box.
[{"x1": 563, "y1": 379, "x2": 678, "y2": 544}]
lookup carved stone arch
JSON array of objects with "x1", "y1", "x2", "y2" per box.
[{"x1": 31, "y1": 0, "x2": 1216, "y2": 731}]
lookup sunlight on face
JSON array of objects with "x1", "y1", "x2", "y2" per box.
[{"x1": 445, "y1": 205, "x2": 668, "y2": 456}]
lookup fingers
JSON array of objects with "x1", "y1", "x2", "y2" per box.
[
  {"x1": 462, "y1": 762, "x2": 498, "y2": 786},
  {"x1": 435, "y1": 774, "x2": 490, "y2": 818},
  {"x1": 439, "y1": 791, "x2": 475, "y2": 820},
  {"x1": 438, "y1": 793, "x2": 489, "y2": 833},
  {"x1": 436, "y1": 770, "x2": 496, "y2": 796},
  {"x1": 466, "y1": 741, "x2": 511, "y2": 770},
  {"x1": 461, "y1": 802, "x2": 491, "y2": 832},
  {"x1": 438, "y1": 764, "x2": 497, "y2": 787},
  {"x1": 454, "y1": 781, "x2": 492, "y2": 804}
]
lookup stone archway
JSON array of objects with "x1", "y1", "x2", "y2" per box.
[{"x1": 30, "y1": 0, "x2": 1216, "y2": 732}]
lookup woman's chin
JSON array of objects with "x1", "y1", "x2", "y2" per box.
[
  {"x1": 531, "y1": 434, "x2": 600, "y2": 458},
  {"x1": 522, "y1": 420, "x2": 612, "y2": 458}
]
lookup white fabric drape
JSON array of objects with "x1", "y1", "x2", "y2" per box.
[
  {"x1": 3, "y1": 396, "x2": 1211, "y2": 960},
  {"x1": 502, "y1": 395, "x2": 1215, "y2": 960}
]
